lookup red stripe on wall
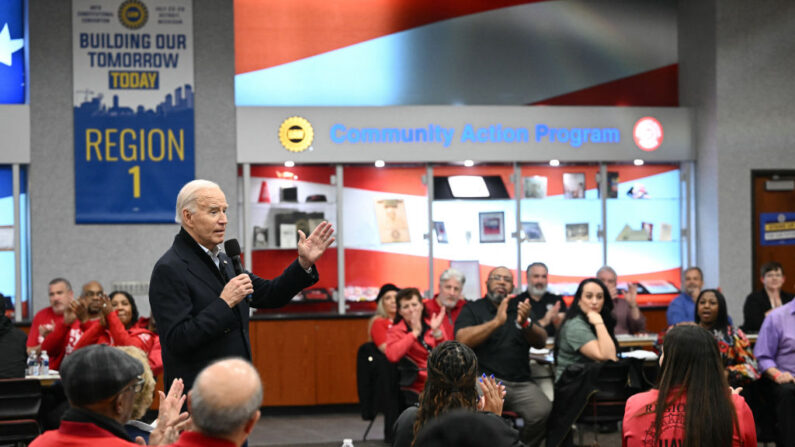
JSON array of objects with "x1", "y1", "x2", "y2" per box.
[
  {"x1": 532, "y1": 65, "x2": 679, "y2": 107},
  {"x1": 251, "y1": 247, "x2": 680, "y2": 306},
  {"x1": 234, "y1": 0, "x2": 543, "y2": 74}
]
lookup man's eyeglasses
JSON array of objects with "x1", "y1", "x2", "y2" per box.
[
  {"x1": 489, "y1": 275, "x2": 513, "y2": 283},
  {"x1": 82, "y1": 291, "x2": 104, "y2": 298}
]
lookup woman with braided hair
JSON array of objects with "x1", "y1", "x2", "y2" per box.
[{"x1": 392, "y1": 341, "x2": 523, "y2": 447}]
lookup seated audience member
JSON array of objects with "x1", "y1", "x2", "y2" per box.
[
  {"x1": 623, "y1": 325, "x2": 756, "y2": 447},
  {"x1": 514, "y1": 262, "x2": 566, "y2": 337},
  {"x1": 742, "y1": 261, "x2": 793, "y2": 333},
  {"x1": 0, "y1": 297, "x2": 27, "y2": 378},
  {"x1": 369, "y1": 283, "x2": 399, "y2": 353},
  {"x1": 392, "y1": 341, "x2": 515, "y2": 447},
  {"x1": 666, "y1": 267, "x2": 704, "y2": 326},
  {"x1": 27, "y1": 277, "x2": 74, "y2": 354},
  {"x1": 554, "y1": 278, "x2": 618, "y2": 382},
  {"x1": 30, "y1": 344, "x2": 183, "y2": 447},
  {"x1": 753, "y1": 297, "x2": 795, "y2": 446},
  {"x1": 694, "y1": 289, "x2": 760, "y2": 387},
  {"x1": 72, "y1": 292, "x2": 160, "y2": 374},
  {"x1": 387, "y1": 287, "x2": 447, "y2": 406},
  {"x1": 115, "y1": 346, "x2": 157, "y2": 441},
  {"x1": 424, "y1": 269, "x2": 467, "y2": 340},
  {"x1": 40, "y1": 280, "x2": 106, "y2": 370},
  {"x1": 455, "y1": 266, "x2": 549, "y2": 447},
  {"x1": 596, "y1": 266, "x2": 646, "y2": 334},
  {"x1": 413, "y1": 409, "x2": 524, "y2": 447},
  {"x1": 170, "y1": 358, "x2": 262, "y2": 447}
]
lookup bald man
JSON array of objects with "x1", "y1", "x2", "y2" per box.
[
  {"x1": 171, "y1": 358, "x2": 263, "y2": 447},
  {"x1": 40, "y1": 280, "x2": 108, "y2": 370}
]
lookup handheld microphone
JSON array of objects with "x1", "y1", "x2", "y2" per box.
[{"x1": 223, "y1": 239, "x2": 252, "y2": 303}]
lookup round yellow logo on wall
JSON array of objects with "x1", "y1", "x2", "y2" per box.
[
  {"x1": 279, "y1": 116, "x2": 314, "y2": 152},
  {"x1": 118, "y1": 0, "x2": 148, "y2": 30}
]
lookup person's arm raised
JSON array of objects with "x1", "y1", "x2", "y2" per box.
[
  {"x1": 578, "y1": 312, "x2": 617, "y2": 361},
  {"x1": 456, "y1": 297, "x2": 509, "y2": 348}
]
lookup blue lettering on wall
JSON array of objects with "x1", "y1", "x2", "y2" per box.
[{"x1": 535, "y1": 124, "x2": 620, "y2": 148}]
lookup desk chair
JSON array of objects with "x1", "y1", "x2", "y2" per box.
[
  {"x1": 575, "y1": 362, "x2": 632, "y2": 447},
  {"x1": 0, "y1": 378, "x2": 43, "y2": 446}
]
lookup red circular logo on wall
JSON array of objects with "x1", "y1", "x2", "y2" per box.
[{"x1": 633, "y1": 117, "x2": 664, "y2": 151}]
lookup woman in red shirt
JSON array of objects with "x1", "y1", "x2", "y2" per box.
[
  {"x1": 369, "y1": 283, "x2": 399, "y2": 353},
  {"x1": 386, "y1": 287, "x2": 446, "y2": 405},
  {"x1": 622, "y1": 325, "x2": 756, "y2": 447}
]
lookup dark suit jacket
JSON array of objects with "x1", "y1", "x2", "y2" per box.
[
  {"x1": 741, "y1": 289, "x2": 794, "y2": 333},
  {"x1": 149, "y1": 228, "x2": 318, "y2": 390}
]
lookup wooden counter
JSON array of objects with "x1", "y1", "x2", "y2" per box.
[{"x1": 249, "y1": 316, "x2": 370, "y2": 406}]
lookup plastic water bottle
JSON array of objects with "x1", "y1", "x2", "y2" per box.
[
  {"x1": 27, "y1": 352, "x2": 38, "y2": 376},
  {"x1": 40, "y1": 351, "x2": 50, "y2": 375},
  {"x1": 341, "y1": 439, "x2": 354, "y2": 447}
]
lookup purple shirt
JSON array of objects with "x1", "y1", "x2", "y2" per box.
[
  {"x1": 611, "y1": 297, "x2": 646, "y2": 335},
  {"x1": 754, "y1": 299, "x2": 795, "y2": 375}
]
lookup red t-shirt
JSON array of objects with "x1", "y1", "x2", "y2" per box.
[
  {"x1": 370, "y1": 317, "x2": 392, "y2": 348},
  {"x1": 423, "y1": 297, "x2": 465, "y2": 341},
  {"x1": 622, "y1": 389, "x2": 757, "y2": 447},
  {"x1": 27, "y1": 307, "x2": 63, "y2": 347}
]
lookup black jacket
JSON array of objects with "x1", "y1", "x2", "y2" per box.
[{"x1": 149, "y1": 228, "x2": 318, "y2": 390}]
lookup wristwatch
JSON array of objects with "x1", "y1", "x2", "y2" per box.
[{"x1": 515, "y1": 318, "x2": 532, "y2": 330}]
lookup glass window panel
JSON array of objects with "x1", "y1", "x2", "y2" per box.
[
  {"x1": 519, "y1": 164, "x2": 602, "y2": 296},
  {"x1": 343, "y1": 165, "x2": 428, "y2": 301},
  {"x1": 433, "y1": 164, "x2": 516, "y2": 299},
  {"x1": 605, "y1": 164, "x2": 682, "y2": 303}
]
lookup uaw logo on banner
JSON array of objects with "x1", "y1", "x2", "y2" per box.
[
  {"x1": 73, "y1": 0, "x2": 195, "y2": 223},
  {"x1": 279, "y1": 116, "x2": 314, "y2": 153},
  {"x1": 633, "y1": 117, "x2": 663, "y2": 152}
]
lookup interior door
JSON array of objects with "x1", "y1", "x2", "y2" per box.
[{"x1": 752, "y1": 170, "x2": 795, "y2": 290}]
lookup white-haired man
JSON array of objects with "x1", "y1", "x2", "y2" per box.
[
  {"x1": 424, "y1": 268, "x2": 467, "y2": 339},
  {"x1": 149, "y1": 179, "x2": 334, "y2": 392}
]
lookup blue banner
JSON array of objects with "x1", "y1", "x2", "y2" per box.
[
  {"x1": 73, "y1": 0, "x2": 194, "y2": 223},
  {"x1": 0, "y1": 0, "x2": 25, "y2": 104}
]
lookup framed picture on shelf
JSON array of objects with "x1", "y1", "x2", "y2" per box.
[
  {"x1": 597, "y1": 171, "x2": 619, "y2": 198},
  {"x1": 479, "y1": 212, "x2": 505, "y2": 243},
  {"x1": 523, "y1": 176, "x2": 547, "y2": 198},
  {"x1": 521, "y1": 221, "x2": 545, "y2": 242},
  {"x1": 252, "y1": 226, "x2": 268, "y2": 249},
  {"x1": 563, "y1": 172, "x2": 586, "y2": 198},
  {"x1": 565, "y1": 223, "x2": 589, "y2": 242},
  {"x1": 433, "y1": 221, "x2": 448, "y2": 243}
]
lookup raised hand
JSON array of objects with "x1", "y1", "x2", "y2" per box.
[
  {"x1": 297, "y1": 221, "x2": 335, "y2": 269},
  {"x1": 516, "y1": 298, "x2": 531, "y2": 325},
  {"x1": 73, "y1": 301, "x2": 89, "y2": 323},
  {"x1": 586, "y1": 311, "x2": 604, "y2": 326},
  {"x1": 430, "y1": 307, "x2": 446, "y2": 331},
  {"x1": 626, "y1": 283, "x2": 638, "y2": 307},
  {"x1": 494, "y1": 296, "x2": 511, "y2": 326},
  {"x1": 63, "y1": 302, "x2": 77, "y2": 325},
  {"x1": 477, "y1": 374, "x2": 506, "y2": 415}
]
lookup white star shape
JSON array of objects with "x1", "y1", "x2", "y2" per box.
[{"x1": 0, "y1": 23, "x2": 25, "y2": 67}]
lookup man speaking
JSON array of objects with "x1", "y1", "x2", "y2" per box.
[{"x1": 149, "y1": 179, "x2": 334, "y2": 391}]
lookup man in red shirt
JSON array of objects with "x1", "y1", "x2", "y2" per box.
[
  {"x1": 27, "y1": 278, "x2": 74, "y2": 354},
  {"x1": 170, "y1": 358, "x2": 262, "y2": 447},
  {"x1": 41, "y1": 280, "x2": 106, "y2": 370},
  {"x1": 424, "y1": 268, "x2": 467, "y2": 340}
]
